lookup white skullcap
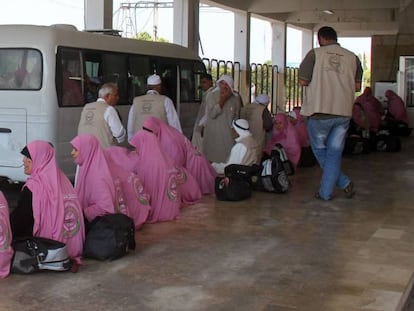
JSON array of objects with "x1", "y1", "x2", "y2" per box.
[
  {"x1": 217, "y1": 75, "x2": 234, "y2": 91},
  {"x1": 147, "y1": 74, "x2": 162, "y2": 86},
  {"x1": 255, "y1": 94, "x2": 270, "y2": 105},
  {"x1": 287, "y1": 110, "x2": 297, "y2": 119}
]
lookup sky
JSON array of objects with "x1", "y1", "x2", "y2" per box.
[{"x1": 0, "y1": 0, "x2": 371, "y2": 66}]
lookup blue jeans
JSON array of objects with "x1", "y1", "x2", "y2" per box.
[{"x1": 307, "y1": 117, "x2": 351, "y2": 200}]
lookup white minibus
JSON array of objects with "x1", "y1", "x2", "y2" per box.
[{"x1": 0, "y1": 24, "x2": 206, "y2": 182}]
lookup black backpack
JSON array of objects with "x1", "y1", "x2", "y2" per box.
[
  {"x1": 11, "y1": 237, "x2": 72, "y2": 274},
  {"x1": 255, "y1": 153, "x2": 289, "y2": 194},
  {"x1": 83, "y1": 213, "x2": 136, "y2": 261},
  {"x1": 271, "y1": 144, "x2": 295, "y2": 175}
]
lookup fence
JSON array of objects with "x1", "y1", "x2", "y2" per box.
[{"x1": 202, "y1": 58, "x2": 302, "y2": 114}]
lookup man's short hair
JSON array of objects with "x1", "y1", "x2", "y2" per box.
[
  {"x1": 200, "y1": 73, "x2": 213, "y2": 81},
  {"x1": 317, "y1": 26, "x2": 337, "y2": 42},
  {"x1": 98, "y1": 82, "x2": 117, "y2": 98}
]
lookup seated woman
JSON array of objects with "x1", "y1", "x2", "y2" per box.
[
  {"x1": 0, "y1": 191, "x2": 13, "y2": 278},
  {"x1": 385, "y1": 89, "x2": 410, "y2": 126},
  {"x1": 264, "y1": 113, "x2": 301, "y2": 171},
  {"x1": 70, "y1": 134, "x2": 117, "y2": 224},
  {"x1": 143, "y1": 116, "x2": 214, "y2": 195},
  {"x1": 128, "y1": 129, "x2": 182, "y2": 223},
  {"x1": 10, "y1": 141, "x2": 85, "y2": 265},
  {"x1": 104, "y1": 146, "x2": 151, "y2": 230},
  {"x1": 355, "y1": 87, "x2": 384, "y2": 133},
  {"x1": 288, "y1": 107, "x2": 317, "y2": 167}
]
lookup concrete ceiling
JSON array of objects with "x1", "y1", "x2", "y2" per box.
[{"x1": 204, "y1": 0, "x2": 414, "y2": 36}]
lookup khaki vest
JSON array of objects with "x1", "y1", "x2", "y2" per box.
[
  {"x1": 239, "y1": 135, "x2": 260, "y2": 165},
  {"x1": 240, "y1": 104, "x2": 266, "y2": 158},
  {"x1": 301, "y1": 44, "x2": 357, "y2": 117},
  {"x1": 131, "y1": 94, "x2": 167, "y2": 134},
  {"x1": 78, "y1": 101, "x2": 114, "y2": 148}
]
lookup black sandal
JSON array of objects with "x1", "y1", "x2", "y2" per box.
[{"x1": 344, "y1": 181, "x2": 355, "y2": 198}]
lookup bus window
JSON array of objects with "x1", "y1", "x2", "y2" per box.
[
  {"x1": 58, "y1": 48, "x2": 84, "y2": 107},
  {"x1": 180, "y1": 61, "x2": 195, "y2": 103},
  {"x1": 129, "y1": 55, "x2": 151, "y2": 101},
  {"x1": 84, "y1": 52, "x2": 102, "y2": 103},
  {"x1": 0, "y1": 48, "x2": 42, "y2": 90},
  {"x1": 103, "y1": 53, "x2": 128, "y2": 105}
]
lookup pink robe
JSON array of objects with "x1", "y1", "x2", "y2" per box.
[
  {"x1": 290, "y1": 108, "x2": 310, "y2": 148},
  {"x1": 143, "y1": 117, "x2": 203, "y2": 201},
  {"x1": 129, "y1": 130, "x2": 181, "y2": 223},
  {"x1": 71, "y1": 134, "x2": 116, "y2": 223},
  {"x1": 105, "y1": 148, "x2": 151, "y2": 229},
  {"x1": 264, "y1": 113, "x2": 301, "y2": 170},
  {"x1": 0, "y1": 191, "x2": 13, "y2": 278},
  {"x1": 24, "y1": 141, "x2": 85, "y2": 265},
  {"x1": 385, "y1": 90, "x2": 409, "y2": 125}
]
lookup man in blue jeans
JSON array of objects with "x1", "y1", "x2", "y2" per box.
[{"x1": 298, "y1": 26, "x2": 363, "y2": 201}]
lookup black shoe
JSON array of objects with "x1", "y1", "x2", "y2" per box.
[{"x1": 344, "y1": 181, "x2": 355, "y2": 198}]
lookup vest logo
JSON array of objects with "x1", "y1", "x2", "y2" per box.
[
  {"x1": 85, "y1": 110, "x2": 94, "y2": 122},
  {"x1": 142, "y1": 102, "x2": 152, "y2": 113}
]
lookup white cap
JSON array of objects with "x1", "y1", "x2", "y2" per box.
[
  {"x1": 217, "y1": 75, "x2": 234, "y2": 91},
  {"x1": 287, "y1": 110, "x2": 297, "y2": 119},
  {"x1": 147, "y1": 74, "x2": 162, "y2": 86},
  {"x1": 255, "y1": 94, "x2": 270, "y2": 105}
]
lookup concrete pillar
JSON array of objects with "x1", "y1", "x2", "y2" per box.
[
  {"x1": 301, "y1": 28, "x2": 314, "y2": 59},
  {"x1": 173, "y1": 0, "x2": 199, "y2": 55},
  {"x1": 271, "y1": 21, "x2": 287, "y2": 112},
  {"x1": 271, "y1": 21, "x2": 286, "y2": 73},
  {"x1": 234, "y1": 11, "x2": 251, "y2": 103},
  {"x1": 84, "y1": 0, "x2": 113, "y2": 30}
]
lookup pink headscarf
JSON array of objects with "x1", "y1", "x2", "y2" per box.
[
  {"x1": 289, "y1": 107, "x2": 310, "y2": 148},
  {"x1": 104, "y1": 148, "x2": 151, "y2": 229},
  {"x1": 130, "y1": 130, "x2": 181, "y2": 223},
  {"x1": 143, "y1": 116, "x2": 186, "y2": 166},
  {"x1": 143, "y1": 117, "x2": 203, "y2": 201},
  {"x1": 70, "y1": 134, "x2": 115, "y2": 223},
  {"x1": 264, "y1": 113, "x2": 301, "y2": 170},
  {"x1": 24, "y1": 141, "x2": 85, "y2": 264},
  {"x1": 385, "y1": 90, "x2": 409, "y2": 124},
  {"x1": 0, "y1": 191, "x2": 13, "y2": 278}
]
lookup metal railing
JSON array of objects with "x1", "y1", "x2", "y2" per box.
[{"x1": 202, "y1": 58, "x2": 302, "y2": 114}]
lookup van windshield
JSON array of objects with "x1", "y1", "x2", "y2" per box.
[{"x1": 0, "y1": 49, "x2": 42, "y2": 90}]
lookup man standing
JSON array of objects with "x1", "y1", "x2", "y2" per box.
[
  {"x1": 203, "y1": 75, "x2": 241, "y2": 162},
  {"x1": 128, "y1": 74, "x2": 182, "y2": 141},
  {"x1": 191, "y1": 73, "x2": 214, "y2": 152},
  {"x1": 77, "y1": 82, "x2": 126, "y2": 148},
  {"x1": 299, "y1": 26, "x2": 363, "y2": 200}
]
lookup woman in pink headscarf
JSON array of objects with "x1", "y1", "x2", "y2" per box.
[
  {"x1": 143, "y1": 116, "x2": 205, "y2": 200},
  {"x1": 288, "y1": 108, "x2": 317, "y2": 167},
  {"x1": 264, "y1": 112, "x2": 301, "y2": 170},
  {"x1": 10, "y1": 141, "x2": 85, "y2": 265},
  {"x1": 104, "y1": 147, "x2": 151, "y2": 230},
  {"x1": 70, "y1": 134, "x2": 116, "y2": 223},
  {"x1": 288, "y1": 107, "x2": 309, "y2": 148},
  {"x1": 355, "y1": 87, "x2": 384, "y2": 132},
  {"x1": 129, "y1": 129, "x2": 181, "y2": 223},
  {"x1": 385, "y1": 89, "x2": 409, "y2": 125},
  {"x1": 0, "y1": 191, "x2": 13, "y2": 278}
]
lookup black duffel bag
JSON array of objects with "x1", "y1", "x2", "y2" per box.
[{"x1": 83, "y1": 213, "x2": 135, "y2": 261}]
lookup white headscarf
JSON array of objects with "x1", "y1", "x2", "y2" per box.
[{"x1": 232, "y1": 119, "x2": 251, "y2": 139}]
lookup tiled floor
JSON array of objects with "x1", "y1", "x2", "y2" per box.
[{"x1": 1, "y1": 137, "x2": 414, "y2": 311}]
